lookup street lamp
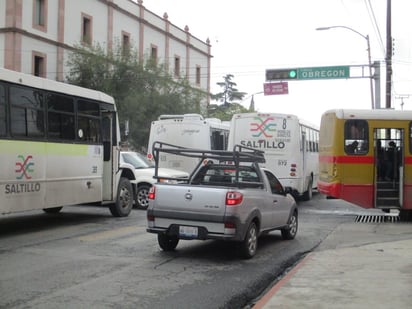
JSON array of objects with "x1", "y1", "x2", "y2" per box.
[
  {"x1": 241, "y1": 91, "x2": 263, "y2": 111},
  {"x1": 316, "y1": 26, "x2": 375, "y2": 109}
]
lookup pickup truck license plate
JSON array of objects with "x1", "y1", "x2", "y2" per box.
[{"x1": 179, "y1": 226, "x2": 198, "y2": 238}]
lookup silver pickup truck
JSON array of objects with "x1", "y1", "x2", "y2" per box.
[{"x1": 146, "y1": 142, "x2": 298, "y2": 259}]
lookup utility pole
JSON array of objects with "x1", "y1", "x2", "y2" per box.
[
  {"x1": 385, "y1": 0, "x2": 392, "y2": 108},
  {"x1": 374, "y1": 61, "x2": 381, "y2": 108}
]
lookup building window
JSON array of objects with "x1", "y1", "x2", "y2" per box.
[
  {"x1": 196, "y1": 66, "x2": 201, "y2": 85},
  {"x1": 33, "y1": 52, "x2": 46, "y2": 77},
  {"x1": 150, "y1": 45, "x2": 158, "y2": 64},
  {"x1": 174, "y1": 56, "x2": 180, "y2": 77},
  {"x1": 122, "y1": 31, "x2": 130, "y2": 56},
  {"x1": 82, "y1": 14, "x2": 93, "y2": 45},
  {"x1": 33, "y1": 0, "x2": 47, "y2": 31}
]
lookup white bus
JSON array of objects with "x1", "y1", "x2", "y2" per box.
[
  {"x1": 228, "y1": 112, "x2": 319, "y2": 200},
  {"x1": 0, "y1": 68, "x2": 134, "y2": 217},
  {"x1": 147, "y1": 114, "x2": 230, "y2": 173}
]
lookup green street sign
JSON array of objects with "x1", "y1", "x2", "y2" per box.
[{"x1": 298, "y1": 66, "x2": 350, "y2": 80}]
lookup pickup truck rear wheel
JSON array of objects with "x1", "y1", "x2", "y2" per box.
[
  {"x1": 158, "y1": 234, "x2": 179, "y2": 251},
  {"x1": 240, "y1": 222, "x2": 258, "y2": 259},
  {"x1": 281, "y1": 210, "x2": 298, "y2": 240}
]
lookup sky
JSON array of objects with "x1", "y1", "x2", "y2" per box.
[{"x1": 144, "y1": 0, "x2": 412, "y2": 125}]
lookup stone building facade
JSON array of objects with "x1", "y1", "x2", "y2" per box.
[{"x1": 0, "y1": 0, "x2": 212, "y2": 107}]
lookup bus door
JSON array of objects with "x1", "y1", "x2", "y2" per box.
[
  {"x1": 374, "y1": 128, "x2": 403, "y2": 210},
  {"x1": 102, "y1": 111, "x2": 115, "y2": 201}
]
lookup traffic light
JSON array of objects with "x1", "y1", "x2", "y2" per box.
[{"x1": 266, "y1": 68, "x2": 298, "y2": 81}]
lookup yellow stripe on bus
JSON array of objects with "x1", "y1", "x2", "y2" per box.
[{"x1": 0, "y1": 140, "x2": 89, "y2": 156}]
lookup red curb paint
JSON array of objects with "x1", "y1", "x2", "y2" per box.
[{"x1": 252, "y1": 253, "x2": 313, "y2": 309}]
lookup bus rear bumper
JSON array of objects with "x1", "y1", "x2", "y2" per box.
[
  {"x1": 317, "y1": 180, "x2": 341, "y2": 198},
  {"x1": 318, "y1": 180, "x2": 375, "y2": 209}
]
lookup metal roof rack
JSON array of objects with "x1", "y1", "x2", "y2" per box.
[
  {"x1": 151, "y1": 141, "x2": 265, "y2": 165},
  {"x1": 151, "y1": 141, "x2": 266, "y2": 185}
]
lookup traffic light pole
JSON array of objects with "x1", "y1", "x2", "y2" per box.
[{"x1": 316, "y1": 26, "x2": 375, "y2": 109}]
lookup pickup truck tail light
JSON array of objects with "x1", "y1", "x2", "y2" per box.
[
  {"x1": 226, "y1": 191, "x2": 243, "y2": 206},
  {"x1": 148, "y1": 186, "x2": 156, "y2": 200}
]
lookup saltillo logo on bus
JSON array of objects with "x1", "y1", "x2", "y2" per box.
[
  {"x1": 4, "y1": 154, "x2": 41, "y2": 195},
  {"x1": 5, "y1": 182, "x2": 41, "y2": 194},
  {"x1": 240, "y1": 140, "x2": 286, "y2": 149},
  {"x1": 15, "y1": 155, "x2": 34, "y2": 179},
  {"x1": 250, "y1": 116, "x2": 276, "y2": 138}
]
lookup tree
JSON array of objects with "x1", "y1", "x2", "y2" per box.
[
  {"x1": 212, "y1": 74, "x2": 247, "y2": 106},
  {"x1": 209, "y1": 74, "x2": 248, "y2": 120},
  {"x1": 66, "y1": 42, "x2": 206, "y2": 151},
  {"x1": 207, "y1": 102, "x2": 247, "y2": 121}
]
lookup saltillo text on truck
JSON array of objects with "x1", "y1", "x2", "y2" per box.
[{"x1": 146, "y1": 142, "x2": 298, "y2": 259}]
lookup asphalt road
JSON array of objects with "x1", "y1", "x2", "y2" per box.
[{"x1": 0, "y1": 193, "x2": 378, "y2": 309}]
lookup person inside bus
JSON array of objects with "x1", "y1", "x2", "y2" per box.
[
  {"x1": 345, "y1": 122, "x2": 365, "y2": 154},
  {"x1": 377, "y1": 140, "x2": 385, "y2": 180},
  {"x1": 384, "y1": 141, "x2": 396, "y2": 181},
  {"x1": 345, "y1": 140, "x2": 359, "y2": 154}
]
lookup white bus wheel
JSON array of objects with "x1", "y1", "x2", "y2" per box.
[{"x1": 110, "y1": 177, "x2": 133, "y2": 217}]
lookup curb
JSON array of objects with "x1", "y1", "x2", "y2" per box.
[{"x1": 252, "y1": 253, "x2": 313, "y2": 309}]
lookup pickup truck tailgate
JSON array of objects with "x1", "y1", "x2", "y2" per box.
[{"x1": 151, "y1": 184, "x2": 227, "y2": 222}]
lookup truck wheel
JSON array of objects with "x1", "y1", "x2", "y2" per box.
[
  {"x1": 240, "y1": 222, "x2": 258, "y2": 259},
  {"x1": 136, "y1": 184, "x2": 151, "y2": 209},
  {"x1": 301, "y1": 178, "x2": 313, "y2": 201},
  {"x1": 281, "y1": 210, "x2": 298, "y2": 240},
  {"x1": 109, "y1": 177, "x2": 133, "y2": 217},
  {"x1": 43, "y1": 207, "x2": 63, "y2": 214},
  {"x1": 158, "y1": 234, "x2": 179, "y2": 251}
]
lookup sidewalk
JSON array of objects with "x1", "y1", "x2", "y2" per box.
[{"x1": 253, "y1": 222, "x2": 412, "y2": 309}]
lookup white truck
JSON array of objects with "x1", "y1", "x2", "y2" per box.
[{"x1": 146, "y1": 142, "x2": 298, "y2": 259}]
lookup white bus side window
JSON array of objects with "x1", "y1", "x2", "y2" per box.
[
  {"x1": 77, "y1": 99, "x2": 101, "y2": 143},
  {"x1": 0, "y1": 84, "x2": 5, "y2": 136},
  {"x1": 47, "y1": 93, "x2": 75, "y2": 140},
  {"x1": 10, "y1": 86, "x2": 45, "y2": 138},
  {"x1": 210, "y1": 129, "x2": 228, "y2": 150}
]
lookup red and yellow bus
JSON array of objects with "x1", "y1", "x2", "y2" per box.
[{"x1": 318, "y1": 109, "x2": 412, "y2": 220}]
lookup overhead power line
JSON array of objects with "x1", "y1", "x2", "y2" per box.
[{"x1": 365, "y1": 0, "x2": 386, "y2": 57}]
